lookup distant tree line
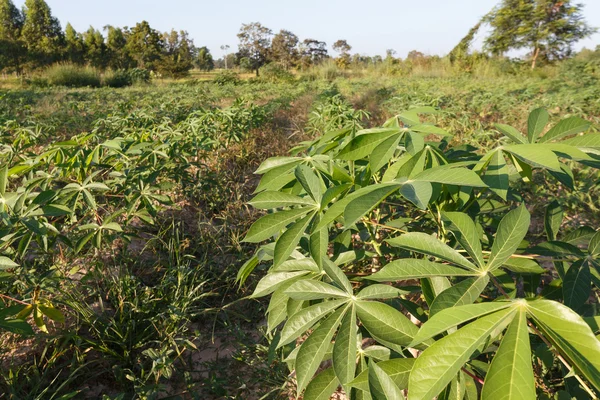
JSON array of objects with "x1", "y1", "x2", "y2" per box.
[{"x1": 0, "y1": 0, "x2": 214, "y2": 77}]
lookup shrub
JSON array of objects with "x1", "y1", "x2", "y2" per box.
[
  {"x1": 44, "y1": 64, "x2": 101, "y2": 88},
  {"x1": 257, "y1": 63, "x2": 294, "y2": 83},
  {"x1": 103, "y1": 69, "x2": 132, "y2": 88},
  {"x1": 128, "y1": 68, "x2": 151, "y2": 85},
  {"x1": 240, "y1": 106, "x2": 600, "y2": 399},
  {"x1": 213, "y1": 70, "x2": 241, "y2": 86}
]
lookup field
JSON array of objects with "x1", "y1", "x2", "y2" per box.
[{"x1": 1, "y1": 68, "x2": 600, "y2": 399}]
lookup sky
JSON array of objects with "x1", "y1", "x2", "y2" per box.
[{"x1": 13, "y1": 0, "x2": 600, "y2": 59}]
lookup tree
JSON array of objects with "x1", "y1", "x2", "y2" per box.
[
  {"x1": 105, "y1": 25, "x2": 131, "y2": 69},
  {"x1": 237, "y1": 22, "x2": 272, "y2": 76},
  {"x1": 64, "y1": 23, "x2": 84, "y2": 64},
  {"x1": 484, "y1": 0, "x2": 595, "y2": 69},
  {"x1": 125, "y1": 20, "x2": 163, "y2": 70},
  {"x1": 196, "y1": 46, "x2": 214, "y2": 71},
  {"x1": 300, "y1": 38, "x2": 328, "y2": 68},
  {"x1": 0, "y1": 0, "x2": 25, "y2": 73},
  {"x1": 83, "y1": 26, "x2": 107, "y2": 69},
  {"x1": 157, "y1": 29, "x2": 195, "y2": 78},
  {"x1": 271, "y1": 29, "x2": 299, "y2": 69},
  {"x1": 333, "y1": 39, "x2": 352, "y2": 68},
  {"x1": 449, "y1": 22, "x2": 482, "y2": 64},
  {"x1": 220, "y1": 44, "x2": 230, "y2": 69},
  {"x1": 20, "y1": 0, "x2": 63, "y2": 67}
]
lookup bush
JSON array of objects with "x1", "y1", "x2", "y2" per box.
[
  {"x1": 103, "y1": 69, "x2": 132, "y2": 88},
  {"x1": 44, "y1": 64, "x2": 101, "y2": 88},
  {"x1": 213, "y1": 70, "x2": 241, "y2": 86},
  {"x1": 257, "y1": 63, "x2": 294, "y2": 83},
  {"x1": 128, "y1": 68, "x2": 151, "y2": 85}
]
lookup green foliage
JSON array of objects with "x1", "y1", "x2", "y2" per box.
[
  {"x1": 213, "y1": 70, "x2": 241, "y2": 86},
  {"x1": 257, "y1": 63, "x2": 295, "y2": 83},
  {"x1": 44, "y1": 63, "x2": 101, "y2": 87},
  {"x1": 242, "y1": 104, "x2": 600, "y2": 399}
]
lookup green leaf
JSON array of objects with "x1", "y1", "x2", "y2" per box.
[
  {"x1": 356, "y1": 284, "x2": 409, "y2": 300},
  {"x1": 481, "y1": 309, "x2": 536, "y2": 400},
  {"x1": 284, "y1": 280, "x2": 350, "y2": 301},
  {"x1": 589, "y1": 230, "x2": 600, "y2": 256},
  {"x1": 482, "y1": 149, "x2": 509, "y2": 200},
  {"x1": 406, "y1": 131, "x2": 425, "y2": 155},
  {"x1": 333, "y1": 305, "x2": 358, "y2": 385},
  {"x1": 296, "y1": 306, "x2": 347, "y2": 395},
  {"x1": 255, "y1": 156, "x2": 303, "y2": 174},
  {"x1": 337, "y1": 129, "x2": 400, "y2": 160},
  {"x1": 527, "y1": 108, "x2": 549, "y2": 143},
  {"x1": 539, "y1": 116, "x2": 591, "y2": 143},
  {"x1": 348, "y1": 359, "x2": 414, "y2": 392},
  {"x1": 503, "y1": 145, "x2": 562, "y2": 172},
  {"x1": 310, "y1": 226, "x2": 328, "y2": 270},
  {"x1": 410, "y1": 124, "x2": 451, "y2": 136},
  {"x1": 442, "y1": 212, "x2": 484, "y2": 268},
  {"x1": 249, "y1": 191, "x2": 316, "y2": 209},
  {"x1": 399, "y1": 180, "x2": 432, "y2": 210},
  {"x1": 410, "y1": 302, "x2": 514, "y2": 347},
  {"x1": 38, "y1": 305, "x2": 65, "y2": 323},
  {"x1": 495, "y1": 123, "x2": 527, "y2": 144},
  {"x1": 0, "y1": 256, "x2": 19, "y2": 270},
  {"x1": 0, "y1": 165, "x2": 7, "y2": 196},
  {"x1": 544, "y1": 200, "x2": 563, "y2": 241},
  {"x1": 562, "y1": 260, "x2": 591, "y2": 311},
  {"x1": 251, "y1": 271, "x2": 310, "y2": 298},
  {"x1": 0, "y1": 318, "x2": 34, "y2": 335},
  {"x1": 412, "y1": 167, "x2": 488, "y2": 187},
  {"x1": 323, "y1": 258, "x2": 353, "y2": 294},
  {"x1": 278, "y1": 298, "x2": 348, "y2": 347},
  {"x1": 344, "y1": 184, "x2": 401, "y2": 228},
  {"x1": 295, "y1": 165, "x2": 324, "y2": 203},
  {"x1": 501, "y1": 258, "x2": 544, "y2": 275},
  {"x1": 387, "y1": 232, "x2": 479, "y2": 271},
  {"x1": 303, "y1": 367, "x2": 340, "y2": 400},
  {"x1": 560, "y1": 133, "x2": 600, "y2": 149},
  {"x1": 370, "y1": 133, "x2": 402, "y2": 173},
  {"x1": 356, "y1": 301, "x2": 418, "y2": 347},
  {"x1": 368, "y1": 259, "x2": 476, "y2": 282},
  {"x1": 369, "y1": 360, "x2": 406, "y2": 400},
  {"x1": 244, "y1": 207, "x2": 312, "y2": 243},
  {"x1": 486, "y1": 204, "x2": 530, "y2": 271},
  {"x1": 273, "y1": 213, "x2": 314, "y2": 267},
  {"x1": 527, "y1": 299, "x2": 600, "y2": 391},
  {"x1": 429, "y1": 275, "x2": 490, "y2": 316},
  {"x1": 407, "y1": 307, "x2": 516, "y2": 400}
]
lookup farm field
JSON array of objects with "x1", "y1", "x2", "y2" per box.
[{"x1": 1, "y1": 69, "x2": 599, "y2": 399}]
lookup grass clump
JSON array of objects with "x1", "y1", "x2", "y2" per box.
[{"x1": 45, "y1": 63, "x2": 101, "y2": 88}]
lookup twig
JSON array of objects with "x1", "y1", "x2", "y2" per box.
[{"x1": 0, "y1": 293, "x2": 29, "y2": 306}]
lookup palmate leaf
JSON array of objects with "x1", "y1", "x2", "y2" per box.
[
  {"x1": 273, "y1": 213, "x2": 314, "y2": 267},
  {"x1": 589, "y1": 230, "x2": 600, "y2": 256},
  {"x1": 368, "y1": 259, "x2": 476, "y2": 282},
  {"x1": 412, "y1": 167, "x2": 488, "y2": 187},
  {"x1": 251, "y1": 270, "x2": 311, "y2": 298},
  {"x1": 278, "y1": 298, "x2": 348, "y2": 347},
  {"x1": 407, "y1": 307, "x2": 517, "y2": 400},
  {"x1": 527, "y1": 108, "x2": 549, "y2": 143},
  {"x1": 370, "y1": 133, "x2": 403, "y2": 173},
  {"x1": 356, "y1": 284, "x2": 410, "y2": 300},
  {"x1": 348, "y1": 358, "x2": 414, "y2": 393},
  {"x1": 481, "y1": 309, "x2": 536, "y2": 400},
  {"x1": 244, "y1": 206, "x2": 312, "y2": 243},
  {"x1": 527, "y1": 299, "x2": 600, "y2": 391},
  {"x1": 343, "y1": 184, "x2": 402, "y2": 227},
  {"x1": 336, "y1": 128, "x2": 401, "y2": 160},
  {"x1": 295, "y1": 306, "x2": 347, "y2": 396},
  {"x1": 399, "y1": 180, "x2": 432, "y2": 209},
  {"x1": 387, "y1": 232, "x2": 479, "y2": 271},
  {"x1": 560, "y1": 133, "x2": 600, "y2": 149},
  {"x1": 410, "y1": 302, "x2": 514, "y2": 347},
  {"x1": 494, "y1": 123, "x2": 527, "y2": 144},
  {"x1": 482, "y1": 149, "x2": 509, "y2": 200},
  {"x1": 248, "y1": 191, "x2": 316, "y2": 209},
  {"x1": 544, "y1": 200, "x2": 563, "y2": 241},
  {"x1": 356, "y1": 300, "x2": 418, "y2": 347},
  {"x1": 442, "y1": 212, "x2": 485, "y2": 268},
  {"x1": 369, "y1": 360, "x2": 405, "y2": 400},
  {"x1": 429, "y1": 275, "x2": 490, "y2": 316},
  {"x1": 538, "y1": 116, "x2": 591, "y2": 143},
  {"x1": 486, "y1": 204, "x2": 530, "y2": 272},
  {"x1": 333, "y1": 304, "x2": 358, "y2": 385},
  {"x1": 503, "y1": 145, "x2": 563, "y2": 172},
  {"x1": 562, "y1": 260, "x2": 591, "y2": 311},
  {"x1": 284, "y1": 279, "x2": 350, "y2": 301},
  {"x1": 303, "y1": 367, "x2": 340, "y2": 400},
  {"x1": 295, "y1": 164, "x2": 324, "y2": 203}
]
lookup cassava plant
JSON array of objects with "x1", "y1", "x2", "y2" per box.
[{"x1": 240, "y1": 106, "x2": 600, "y2": 399}]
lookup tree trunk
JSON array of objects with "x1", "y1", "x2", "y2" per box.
[{"x1": 531, "y1": 47, "x2": 540, "y2": 70}]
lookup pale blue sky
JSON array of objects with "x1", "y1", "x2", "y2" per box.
[{"x1": 14, "y1": 0, "x2": 600, "y2": 59}]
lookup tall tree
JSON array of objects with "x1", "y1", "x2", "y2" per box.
[
  {"x1": 271, "y1": 29, "x2": 299, "y2": 69},
  {"x1": 196, "y1": 46, "x2": 214, "y2": 71},
  {"x1": 64, "y1": 23, "x2": 85, "y2": 64},
  {"x1": 333, "y1": 39, "x2": 352, "y2": 68},
  {"x1": 125, "y1": 20, "x2": 163, "y2": 70},
  {"x1": 157, "y1": 29, "x2": 195, "y2": 78},
  {"x1": 20, "y1": 0, "x2": 63, "y2": 67},
  {"x1": 83, "y1": 26, "x2": 107, "y2": 68},
  {"x1": 237, "y1": 22, "x2": 272, "y2": 76},
  {"x1": 0, "y1": 0, "x2": 25, "y2": 73},
  {"x1": 300, "y1": 39, "x2": 328, "y2": 68},
  {"x1": 105, "y1": 25, "x2": 130, "y2": 69},
  {"x1": 484, "y1": 0, "x2": 595, "y2": 68}
]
